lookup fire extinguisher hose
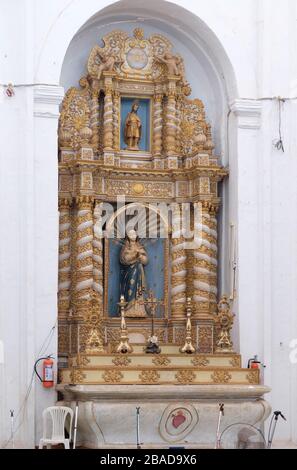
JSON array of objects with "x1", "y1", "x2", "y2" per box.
[{"x1": 34, "y1": 355, "x2": 54, "y2": 383}]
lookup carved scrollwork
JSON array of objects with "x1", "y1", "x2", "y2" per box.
[{"x1": 59, "y1": 78, "x2": 91, "y2": 151}]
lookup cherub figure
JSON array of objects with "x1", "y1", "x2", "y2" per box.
[
  {"x1": 157, "y1": 52, "x2": 182, "y2": 77},
  {"x1": 96, "y1": 52, "x2": 116, "y2": 80}
]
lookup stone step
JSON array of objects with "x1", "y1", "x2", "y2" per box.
[
  {"x1": 71, "y1": 352, "x2": 242, "y2": 369},
  {"x1": 108, "y1": 344, "x2": 184, "y2": 354},
  {"x1": 60, "y1": 366, "x2": 259, "y2": 386}
]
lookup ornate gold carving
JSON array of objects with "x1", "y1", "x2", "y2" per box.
[
  {"x1": 76, "y1": 353, "x2": 90, "y2": 367},
  {"x1": 85, "y1": 328, "x2": 104, "y2": 353},
  {"x1": 59, "y1": 78, "x2": 91, "y2": 151},
  {"x1": 106, "y1": 180, "x2": 173, "y2": 198},
  {"x1": 70, "y1": 368, "x2": 86, "y2": 384},
  {"x1": 102, "y1": 370, "x2": 124, "y2": 383},
  {"x1": 152, "y1": 356, "x2": 171, "y2": 367},
  {"x1": 215, "y1": 296, "x2": 235, "y2": 353},
  {"x1": 139, "y1": 370, "x2": 160, "y2": 384},
  {"x1": 132, "y1": 182, "x2": 145, "y2": 195},
  {"x1": 229, "y1": 356, "x2": 241, "y2": 368},
  {"x1": 175, "y1": 370, "x2": 196, "y2": 384},
  {"x1": 112, "y1": 356, "x2": 132, "y2": 367},
  {"x1": 87, "y1": 29, "x2": 180, "y2": 83},
  {"x1": 57, "y1": 28, "x2": 229, "y2": 374},
  {"x1": 197, "y1": 326, "x2": 213, "y2": 354},
  {"x1": 246, "y1": 370, "x2": 259, "y2": 385},
  {"x1": 180, "y1": 99, "x2": 210, "y2": 157},
  {"x1": 191, "y1": 356, "x2": 210, "y2": 367},
  {"x1": 58, "y1": 325, "x2": 69, "y2": 354},
  {"x1": 133, "y1": 28, "x2": 144, "y2": 40},
  {"x1": 211, "y1": 370, "x2": 232, "y2": 384}
]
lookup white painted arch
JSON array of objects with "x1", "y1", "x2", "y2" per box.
[{"x1": 36, "y1": 0, "x2": 242, "y2": 103}]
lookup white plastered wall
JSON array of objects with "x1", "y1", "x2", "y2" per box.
[{"x1": 0, "y1": 0, "x2": 296, "y2": 447}]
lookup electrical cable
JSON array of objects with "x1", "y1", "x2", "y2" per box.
[
  {"x1": 0, "y1": 83, "x2": 61, "y2": 88},
  {"x1": 273, "y1": 98, "x2": 285, "y2": 152},
  {"x1": 1, "y1": 321, "x2": 57, "y2": 449}
]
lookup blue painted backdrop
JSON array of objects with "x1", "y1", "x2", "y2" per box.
[
  {"x1": 107, "y1": 238, "x2": 165, "y2": 317},
  {"x1": 120, "y1": 97, "x2": 151, "y2": 152}
]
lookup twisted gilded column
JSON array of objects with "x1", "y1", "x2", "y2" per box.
[
  {"x1": 58, "y1": 198, "x2": 72, "y2": 315},
  {"x1": 165, "y1": 89, "x2": 177, "y2": 155},
  {"x1": 192, "y1": 202, "x2": 217, "y2": 315},
  {"x1": 113, "y1": 91, "x2": 120, "y2": 152},
  {"x1": 103, "y1": 85, "x2": 114, "y2": 151},
  {"x1": 74, "y1": 196, "x2": 94, "y2": 308},
  {"x1": 93, "y1": 202, "x2": 104, "y2": 302},
  {"x1": 208, "y1": 208, "x2": 218, "y2": 313},
  {"x1": 90, "y1": 89, "x2": 100, "y2": 150},
  {"x1": 153, "y1": 94, "x2": 163, "y2": 156},
  {"x1": 171, "y1": 204, "x2": 187, "y2": 318}
]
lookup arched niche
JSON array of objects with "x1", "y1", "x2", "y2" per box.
[
  {"x1": 59, "y1": 0, "x2": 238, "y2": 161},
  {"x1": 54, "y1": 0, "x2": 240, "y2": 351},
  {"x1": 56, "y1": 2, "x2": 239, "y2": 309}
]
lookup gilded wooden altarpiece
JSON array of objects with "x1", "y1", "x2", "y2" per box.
[{"x1": 56, "y1": 29, "x2": 240, "y2": 386}]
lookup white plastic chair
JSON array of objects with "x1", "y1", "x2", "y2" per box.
[{"x1": 39, "y1": 406, "x2": 74, "y2": 449}]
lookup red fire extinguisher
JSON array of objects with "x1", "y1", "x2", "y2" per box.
[
  {"x1": 247, "y1": 355, "x2": 261, "y2": 369},
  {"x1": 34, "y1": 355, "x2": 54, "y2": 388}
]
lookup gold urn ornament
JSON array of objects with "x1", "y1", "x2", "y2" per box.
[
  {"x1": 215, "y1": 296, "x2": 235, "y2": 353},
  {"x1": 80, "y1": 126, "x2": 93, "y2": 144}
]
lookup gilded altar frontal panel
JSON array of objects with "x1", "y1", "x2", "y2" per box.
[{"x1": 57, "y1": 28, "x2": 233, "y2": 377}]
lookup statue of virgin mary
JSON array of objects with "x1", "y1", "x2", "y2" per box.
[{"x1": 119, "y1": 229, "x2": 148, "y2": 317}]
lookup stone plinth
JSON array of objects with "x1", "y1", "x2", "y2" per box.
[{"x1": 57, "y1": 384, "x2": 271, "y2": 449}]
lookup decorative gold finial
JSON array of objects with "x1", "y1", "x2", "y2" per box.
[
  {"x1": 85, "y1": 328, "x2": 104, "y2": 353},
  {"x1": 180, "y1": 297, "x2": 196, "y2": 354},
  {"x1": 58, "y1": 127, "x2": 72, "y2": 148},
  {"x1": 116, "y1": 296, "x2": 133, "y2": 354},
  {"x1": 215, "y1": 295, "x2": 235, "y2": 353},
  {"x1": 80, "y1": 126, "x2": 93, "y2": 145},
  {"x1": 133, "y1": 28, "x2": 144, "y2": 40}
]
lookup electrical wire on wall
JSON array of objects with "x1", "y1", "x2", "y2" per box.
[
  {"x1": 1, "y1": 321, "x2": 57, "y2": 449},
  {"x1": 225, "y1": 95, "x2": 292, "y2": 301},
  {"x1": 273, "y1": 97, "x2": 285, "y2": 152}
]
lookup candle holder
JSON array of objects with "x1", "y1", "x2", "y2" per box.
[
  {"x1": 141, "y1": 290, "x2": 164, "y2": 354},
  {"x1": 180, "y1": 297, "x2": 196, "y2": 354},
  {"x1": 116, "y1": 295, "x2": 133, "y2": 354}
]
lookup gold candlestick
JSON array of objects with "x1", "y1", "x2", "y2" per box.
[
  {"x1": 180, "y1": 297, "x2": 196, "y2": 354},
  {"x1": 116, "y1": 295, "x2": 133, "y2": 354}
]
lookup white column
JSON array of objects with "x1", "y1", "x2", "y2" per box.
[
  {"x1": 33, "y1": 84, "x2": 64, "y2": 445},
  {"x1": 229, "y1": 99, "x2": 262, "y2": 364}
]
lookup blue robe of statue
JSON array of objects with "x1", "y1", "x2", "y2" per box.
[{"x1": 119, "y1": 238, "x2": 148, "y2": 312}]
